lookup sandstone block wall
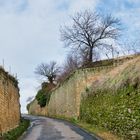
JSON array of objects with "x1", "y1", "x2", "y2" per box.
[
  {"x1": 29, "y1": 99, "x2": 47, "y2": 116},
  {"x1": 47, "y1": 67, "x2": 112, "y2": 118},
  {"x1": 28, "y1": 54, "x2": 138, "y2": 118},
  {"x1": 0, "y1": 68, "x2": 20, "y2": 134},
  {"x1": 29, "y1": 66, "x2": 113, "y2": 118}
]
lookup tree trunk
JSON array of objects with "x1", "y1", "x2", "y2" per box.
[
  {"x1": 48, "y1": 76, "x2": 53, "y2": 84},
  {"x1": 89, "y1": 47, "x2": 93, "y2": 63}
]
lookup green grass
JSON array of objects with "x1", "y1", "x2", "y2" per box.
[
  {"x1": 80, "y1": 87, "x2": 140, "y2": 140},
  {"x1": 2, "y1": 118, "x2": 30, "y2": 140},
  {"x1": 79, "y1": 57, "x2": 140, "y2": 139},
  {"x1": 76, "y1": 121, "x2": 122, "y2": 140}
]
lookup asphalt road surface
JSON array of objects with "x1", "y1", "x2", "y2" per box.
[{"x1": 21, "y1": 115, "x2": 101, "y2": 140}]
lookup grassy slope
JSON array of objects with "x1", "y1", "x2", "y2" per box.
[{"x1": 80, "y1": 56, "x2": 140, "y2": 140}]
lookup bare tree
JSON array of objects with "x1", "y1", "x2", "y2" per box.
[
  {"x1": 99, "y1": 44, "x2": 120, "y2": 59},
  {"x1": 64, "y1": 54, "x2": 79, "y2": 72},
  {"x1": 122, "y1": 39, "x2": 140, "y2": 55},
  {"x1": 60, "y1": 10, "x2": 121, "y2": 64},
  {"x1": 79, "y1": 47, "x2": 100, "y2": 66},
  {"x1": 121, "y1": 38, "x2": 140, "y2": 55},
  {"x1": 35, "y1": 61, "x2": 60, "y2": 84},
  {"x1": 57, "y1": 54, "x2": 80, "y2": 82}
]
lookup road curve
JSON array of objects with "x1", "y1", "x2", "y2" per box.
[{"x1": 21, "y1": 114, "x2": 101, "y2": 140}]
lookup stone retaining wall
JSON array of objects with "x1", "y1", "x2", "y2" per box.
[{"x1": 0, "y1": 67, "x2": 20, "y2": 134}]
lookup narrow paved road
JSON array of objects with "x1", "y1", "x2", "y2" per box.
[{"x1": 21, "y1": 115, "x2": 101, "y2": 140}]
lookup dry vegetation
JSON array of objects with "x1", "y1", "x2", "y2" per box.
[{"x1": 80, "y1": 55, "x2": 140, "y2": 140}]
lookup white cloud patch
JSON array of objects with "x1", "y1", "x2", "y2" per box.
[
  {"x1": 116, "y1": 7, "x2": 140, "y2": 42},
  {"x1": 98, "y1": 0, "x2": 140, "y2": 41},
  {"x1": 0, "y1": 0, "x2": 99, "y2": 113}
]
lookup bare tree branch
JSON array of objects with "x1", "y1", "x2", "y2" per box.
[
  {"x1": 35, "y1": 61, "x2": 60, "y2": 84},
  {"x1": 57, "y1": 53, "x2": 80, "y2": 83},
  {"x1": 60, "y1": 10, "x2": 121, "y2": 65}
]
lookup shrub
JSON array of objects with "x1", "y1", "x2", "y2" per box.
[
  {"x1": 35, "y1": 89, "x2": 52, "y2": 107},
  {"x1": 36, "y1": 90, "x2": 47, "y2": 107}
]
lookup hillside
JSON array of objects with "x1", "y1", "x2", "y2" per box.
[
  {"x1": 80, "y1": 55, "x2": 140, "y2": 139},
  {"x1": 28, "y1": 54, "x2": 140, "y2": 140}
]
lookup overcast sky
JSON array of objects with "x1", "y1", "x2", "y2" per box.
[{"x1": 0, "y1": 0, "x2": 139, "y2": 113}]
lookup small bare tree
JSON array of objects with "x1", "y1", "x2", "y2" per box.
[
  {"x1": 57, "y1": 54, "x2": 80, "y2": 82},
  {"x1": 122, "y1": 39, "x2": 140, "y2": 55},
  {"x1": 128, "y1": 36, "x2": 140, "y2": 55},
  {"x1": 35, "y1": 61, "x2": 60, "y2": 84},
  {"x1": 60, "y1": 10, "x2": 121, "y2": 64},
  {"x1": 64, "y1": 54, "x2": 79, "y2": 72}
]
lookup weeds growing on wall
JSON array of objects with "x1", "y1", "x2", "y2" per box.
[
  {"x1": 2, "y1": 118, "x2": 30, "y2": 140},
  {"x1": 36, "y1": 89, "x2": 47, "y2": 107},
  {"x1": 36, "y1": 89, "x2": 51, "y2": 107},
  {"x1": 80, "y1": 84, "x2": 140, "y2": 140},
  {"x1": 80, "y1": 57, "x2": 140, "y2": 139}
]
